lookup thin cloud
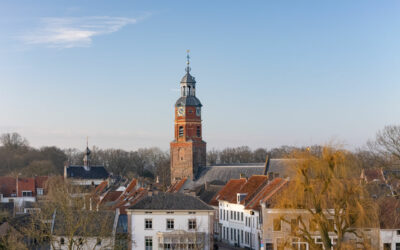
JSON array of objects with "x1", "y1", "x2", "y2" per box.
[{"x1": 21, "y1": 16, "x2": 137, "y2": 48}]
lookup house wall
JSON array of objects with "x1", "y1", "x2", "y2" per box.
[
  {"x1": 69, "y1": 179, "x2": 105, "y2": 186},
  {"x1": 218, "y1": 200, "x2": 261, "y2": 250},
  {"x1": 1, "y1": 196, "x2": 36, "y2": 208},
  {"x1": 261, "y1": 207, "x2": 379, "y2": 250},
  {"x1": 380, "y1": 229, "x2": 400, "y2": 250},
  {"x1": 51, "y1": 236, "x2": 113, "y2": 250},
  {"x1": 129, "y1": 210, "x2": 213, "y2": 250}
]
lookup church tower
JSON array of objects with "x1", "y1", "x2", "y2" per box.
[{"x1": 170, "y1": 52, "x2": 206, "y2": 182}]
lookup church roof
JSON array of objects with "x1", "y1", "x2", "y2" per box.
[
  {"x1": 175, "y1": 96, "x2": 202, "y2": 107},
  {"x1": 181, "y1": 73, "x2": 196, "y2": 84},
  {"x1": 66, "y1": 165, "x2": 109, "y2": 180},
  {"x1": 181, "y1": 159, "x2": 295, "y2": 190}
]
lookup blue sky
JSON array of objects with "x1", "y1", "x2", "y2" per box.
[{"x1": 0, "y1": 1, "x2": 399, "y2": 151}]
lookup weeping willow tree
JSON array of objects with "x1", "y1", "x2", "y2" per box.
[{"x1": 275, "y1": 146, "x2": 378, "y2": 250}]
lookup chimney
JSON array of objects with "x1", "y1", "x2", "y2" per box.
[
  {"x1": 263, "y1": 154, "x2": 270, "y2": 175},
  {"x1": 268, "y1": 172, "x2": 274, "y2": 182},
  {"x1": 64, "y1": 165, "x2": 67, "y2": 179}
]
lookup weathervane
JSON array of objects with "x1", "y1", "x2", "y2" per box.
[{"x1": 186, "y1": 49, "x2": 191, "y2": 73}]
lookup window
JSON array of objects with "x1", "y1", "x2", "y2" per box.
[
  {"x1": 163, "y1": 243, "x2": 172, "y2": 249},
  {"x1": 383, "y1": 243, "x2": 391, "y2": 250},
  {"x1": 96, "y1": 238, "x2": 101, "y2": 246},
  {"x1": 179, "y1": 126, "x2": 184, "y2": 137},
  {"x1": 265, "y1": 243, "x2": 274, "y2": 250},
  {"x1": 241, "y1": 212, "x2": 243, "y2": 221},
  {"x1": 145, "y1": 237, "x2": 152, "y2": 250},
  {"x1": 166, "y1": 219, "x2": 174, "y2": 229},
  {"x1": 231, "y1": 228, "x2": 233, "y2": 240},
  {"x1": 291, "y1": 219, "x2": 298, "y2": 232},
  {"x1": 22, "y1": 191, "x2": 32, "y2": 197},
  {"x1": 397, "y1": 230, "x2": 400, "y2": 235},
  {"x1": 188, "y1": 211, "x2": 196, "y2": 214},
  {"x1": 234, "y1": 211, "x2": 237, "y2": 220},
  {"x1": 188, "y1": 219, "x2": 196, "y2": 230},
  {"x1": 78, "y1": 238, "x2": 83, "y2": 245},
  {"x1": 145, "y1": 219, "x2": 152, "y2": 229},
  {"x1": 241, "y1": 230, "x2": 243, "y2": 243},
  {"x1": 273, "y1": 219, "x2": 281, "y2": 231},
  {"x1": 196, "y1": 126, "x2": 201, "y2": 137},
  {"x1": 396, "y1": 243, "x2": 400, "y2": 250},
  {"x1": 188, "y1": 244, "x2": 196, "y2": 249},
  {"x1": 60, "y1": 238, "x2": 65, "y2": 245},
  {"x1": 230, "y1": 211, "x2": 233, "y2": 219},
  {"x1": 37, "y1": 188, "x2": 44, "y2": 196}
]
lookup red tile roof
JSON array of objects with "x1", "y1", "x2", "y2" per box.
[
  {"x1": 239, "y1": 175, "x2": 269, "y2": 205},
  {"x1": 125, "y1": 179, "x2": 137, "y2": 194},
  {"x1": 93, "y1": 180, "x2": 108, "y2": 196},
  {"x1": 167, "y1": 178, "x2": 187, "y2": 193},
  {"x1": 0, "y1": 176, "x2": 51, "y2": 197},
  {"x1": 209, "y1": 179, "x2": 247, "y2": 206},
  {"x1": 17, "y1": 178, "x2": 35, "y2": 196},
  {"x1": 100, "y1": 191, "x2": 123, "y2": 204},
  {"x1": 0, "y1": 177, "x2": 17, "y2": 197},
  {"x1": 361, "y1": 169, "x2": 385, "y2": 183},
  {"x1": 114, "y1": 188, "x2": 148, "y2": 214},
  {"x1": 34, "y1": 176, "x2": 48, "y2": 189},
  {"x1": 245, "y1": 178, "x2": 288, "y2": 210}
]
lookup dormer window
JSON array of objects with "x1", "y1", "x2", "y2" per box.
[{"x1": 237, "y1": 193, "x2": 247, "y2": 204}]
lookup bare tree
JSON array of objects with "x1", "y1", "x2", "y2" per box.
[
  {"x1": 368, "y1": 125, "x2": 400, "y2": 165},
  {"x1": 24, "y1": 177, "x2": 115, "y2": 250}
]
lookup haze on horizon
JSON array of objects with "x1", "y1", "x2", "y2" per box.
[{"x1": 0, "y1": 0, "x2": 399, "y2": 151}]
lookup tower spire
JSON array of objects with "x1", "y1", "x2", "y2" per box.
[{"x1": 186, "y1": 49, "x2": 191, "y2": 73}]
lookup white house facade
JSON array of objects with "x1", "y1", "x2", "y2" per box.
[{"x1": 127, "y1": 193, "x2": 214, "y2": 250}]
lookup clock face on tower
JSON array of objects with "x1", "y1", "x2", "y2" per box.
[
  {"x1": 196, "y1": 107, "x2": 201, "y2": 116},
  {"x1": 177, "y1": 107, "x2": 185, "y2": 116}
]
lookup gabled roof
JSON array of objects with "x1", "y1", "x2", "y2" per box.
[
  {"x1": 17, "y1": 178, "x2": 35, "y2": 196},
  {"x1": 167, "y1": 178, "x2": 187, "y2": 193},
  {"x1": 0, "y1": 177, "x2": 17, "y2": 197},
  {"x1": 128, "y1": 193, "x2": 213, "y2": 211},
  {"x1": 113, "y1": 188, "x2": 148, "y2": 214},
  {"x1": 361, "y1": 168, "x2": 385, "y2": 183},
  {"x1": 209, "y1": 179, "x2": 246, "y2": 206},
  {"x1": 34, "y1": 176, "x2": 48, "y2": 189},
  {"x1": 245, "y1": 178, "x2": 288, "y2": 210},
  {"x1": 66, "y1": 165, "x2": 109, "y2": 180},
  {"x1": 239, "y1": 175, "x2": 269, "y2": 205},
  {"x1": 100, "y1": 191, "x2": 123, "y2": 205}
]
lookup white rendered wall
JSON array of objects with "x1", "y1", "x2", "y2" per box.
[
  {"x1": 129, "y1": 210, "x2": 213, "y2": 250},
  {"x1": 218, "y1": 200, "x2": 261, "y2": 250},
  {"x1": 380, "y1": 230, "x2": 400, "y2": 250}
]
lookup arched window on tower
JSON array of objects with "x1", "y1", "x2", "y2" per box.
[
  {"x1": 179, "y1": 126, "x2": 184, "y2": 137},
  {"x1": 196, "y1": 126, "x2": 201, "y2": 137},
  {"x1": 188, "y1": 86, "x2": 191, "y2": 96},
  {"x1": 183, "y1": 87, "x2": 186, "y2": 96}
]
